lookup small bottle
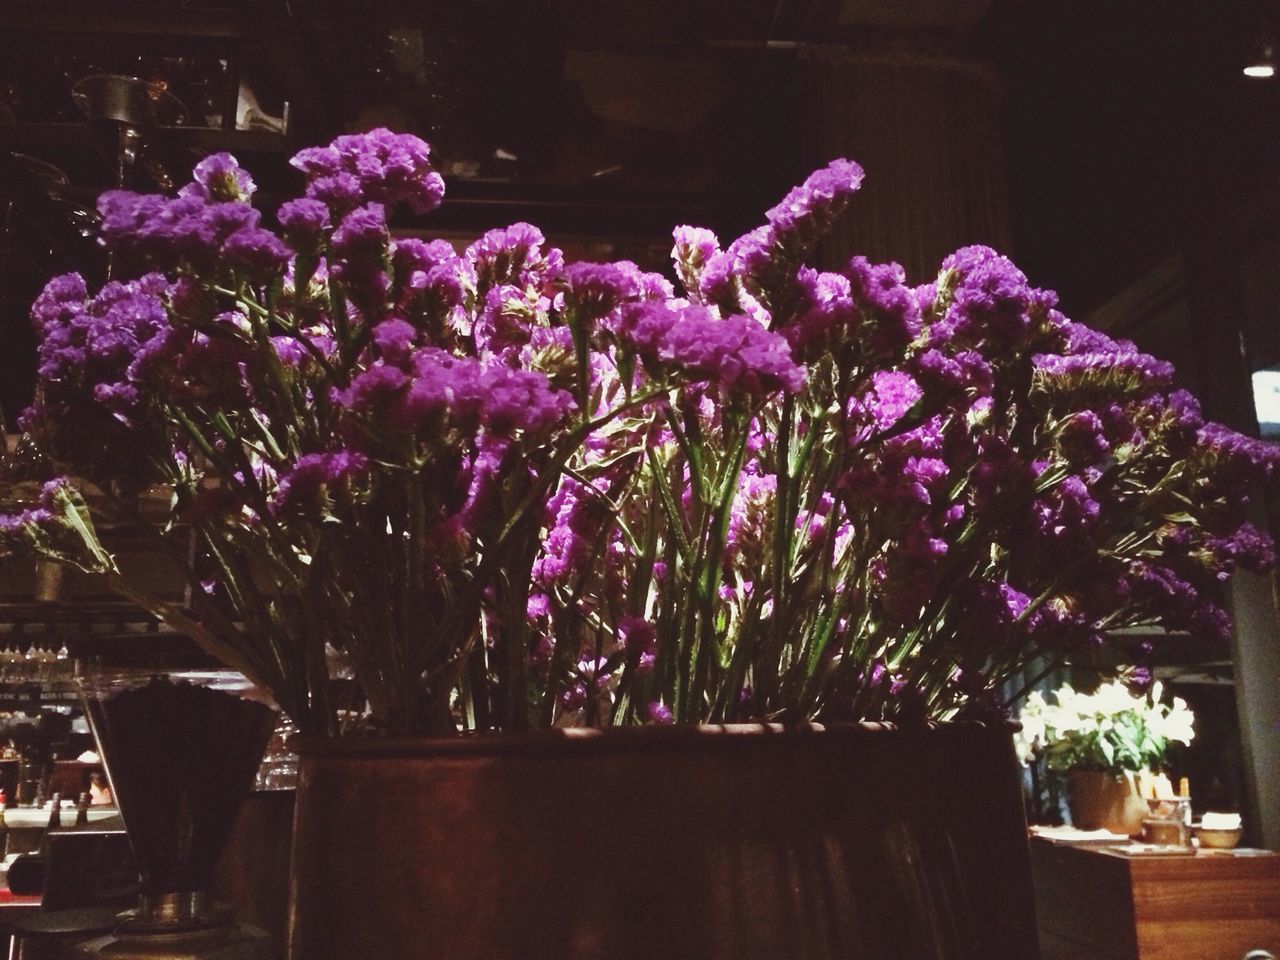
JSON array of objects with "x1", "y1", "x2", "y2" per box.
[{"x1": 74, "y1": 792, "x2": 90, "y2": 828}]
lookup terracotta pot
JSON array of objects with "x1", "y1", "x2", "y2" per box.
[
  {"x1": 287, "y1": 723, "x2": 1039, "y2": 960},
  {"x1": 1067, "y1": 769, "x2": 1148, "y2": 836}
]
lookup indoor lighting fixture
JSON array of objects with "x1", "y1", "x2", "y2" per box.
[{"x1": 1244, "y1": 27, "x2": 1278, "y2": 77}]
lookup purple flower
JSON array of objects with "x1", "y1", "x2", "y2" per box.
[
  {"x1": 766, "y1": 158, "x2": 865, "y2": 243},
  {"x1": 180, "y1": 152, "x2": 256, "y2": 203},
  {"x1": 1194, "y1": 422, "x2": 1280, "y2": 487},
  {"x1": 848, "y1": 370, "x2": 923, "y2": 441},
  {"x1": 30, "y1": 273, "x2": 88, "y2": 334},
  {"x1": 222, "y1": 227, "x2": 290, "y2": 281},
  {"x1": 966, "y1": 580, "x2": 1034, "y2": 634},
  {"x1": 329, "y1": 203, "x2": 390, "y2": 313},
  {"x1": 277, "y1": 198, "x2": 331, "y2": 254},
  {"x1": 726, "y1": 473, "x2": 777, "y2": 566},
  {"x1": 1205, "y1": 522, "x2": 1276, "y2": 574},
  {"x1": 785, "y1": 266, "x2": 854, "y2": 359},
  {"x1": 627, "y1": 304, "x2": 806, "y2": 395},
  {"x1": 1057, "y1": 411, "x2": 1111, "y2": 465},
  {"x1": 646, "y1": 701, "x2": 674, "y2": 725},
  {"x1": 1033, "y1": 350, "x2": 1175, "y2": 399},
  {"x1": 473, "y1": 285, "x2": 535, "y2": 356},
  {"x1": 848, "y1": 257, "x2": 922, "y2": 353},
  {"x1": 466, "y1": 222, "x2": 562, "y2": 294},
  {"x1": 940, "y1": 245, "x2": 1040, "y2": 347},
  {"x1": 671, "y1": 225, "x2": 720, "y2": 302},
  {"x1": 291, "y1": 128, "x2": 445, "y2": 215},
  {"x1": 271, "y1": 451, "x2": 369, "y2": 516},
  {"x1": 477, "y1": 366, "x2": 575, "y2": 437},
  {"x1": 561, "y1": 261, "x2": 638, "y2": 321},
  {"x1": 910, "y1": 348, "x2": 994, "y2": 400},
  {"x1": 532, "y1": 477, "x2": 601, "y2": 586},
  {"x1": 372, "y1": 318, "x2": 418, "y2": 364}
]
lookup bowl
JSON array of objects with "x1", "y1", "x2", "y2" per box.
[{"x1": 1195, "y1": 825, "x2": 1243, "y2": 849}]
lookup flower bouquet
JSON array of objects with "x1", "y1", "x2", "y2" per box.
[
  {"x1": 1015, "y1": 676, "x2": 1195, "y2": 833},
  {"x1": 1, "y1": 128, "x2": 1275, "y2": 739},
  {"x1": 1015, "y1": 676, "x2": 1195, "y2": 773}
]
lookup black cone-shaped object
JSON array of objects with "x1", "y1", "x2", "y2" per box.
[{"x1": 79, "y1": 670, "x2": 278, "y2": 926}]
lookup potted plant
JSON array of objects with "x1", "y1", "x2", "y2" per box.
[
  {"x1": 1015, "y1": 676, "x2": 1196, "y2": 834},
  {"x1": 0, "y1": 129, "x2": 1274, "y2": 959}
]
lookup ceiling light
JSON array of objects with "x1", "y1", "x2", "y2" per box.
[{"x1": 1245, "y1": 30, "x2": 1277, "y2": 78}]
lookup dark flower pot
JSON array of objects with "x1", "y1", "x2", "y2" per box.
[{"x1": 287, "y1": 722, "x2": 1039, "y2": 960}]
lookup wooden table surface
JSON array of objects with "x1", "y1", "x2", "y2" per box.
[{"x1": 1030, "y1": 836, "x2": 1280, "y2": 960}]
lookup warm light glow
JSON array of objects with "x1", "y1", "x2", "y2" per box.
[{"x1": 1244, "y1": 63, "x2": 1276, "y2": 78}]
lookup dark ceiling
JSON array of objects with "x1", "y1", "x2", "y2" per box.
[
  {"x1": 1, "y1": 0, "x2": 1278, "y2": 418},
  {"x1": 979, "y1": 0, "x2": 1280, "y2": 310}
]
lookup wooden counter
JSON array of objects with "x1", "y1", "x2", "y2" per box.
[{"x1": 1030, "y1": 836, "x2": 1280, "y2": 959}]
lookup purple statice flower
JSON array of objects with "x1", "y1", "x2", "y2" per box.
[
  {"x1": 533, "y1": 476, "x2": 601, "y2": 586},
  {"x1": 30, "y1": 273, "x2": 88, "y2": 334},
  {"x1": 392, "y1": 237, "x2": 457, "y2": 281},
  {"x1": 646, "y1": 701, "x2": 674, "y2": 725},
  {"x1": 329, "y1": 203, "x2": 390, "y2": 314},
  {"x1": 372, "y1": 318, "x2": 418, "y2": 364},
  {"x1": 1153, "y1": 389, "x2": 1203, "y2": 456},
  {"x1": 940, "y1": 245, "x2": 1037, "y2": 347},
  {"x1": 561, "y1": 655, "x2": 613, "y2": 713},
  {"x1": 1029, "y1": 475, "x2": 1101, "y2": 549},
  {"x1": 304, "y1": 172, "x2": 363, "y2": 212},
  {"x1": 222, "y1": 227, "x2": 290, "y2": 281},
  {"x1": 615, "y1": 301, "x2": 679, "y2": 360},
  {"x1": 32, "y1": 272, "x2": 172, "y2": 418},
  {"x1": 291, "y1": 128, "x2": 445, "y2": 215},
  {"x1": 847, "y1": 370, "x2": 923, "y2": 442},
  {"x1": 1194, "y1": 422, "x2": 1280, "y2": 487},
  {"x1": 394, "y1": 349, "x2": 485, "y2": 430},
  {"x1": 725, "y1": 472, "x2": 777, "y2": 567},
  {"x1": 671, "y1": 225, "x2": 720, "y2": 302},
  {"x1": 98, "y1": 192, "x2": 262, "y2": 271},
  {"x1": 477, "y1": 366, "x2": 575, "y2": 437},
  {"x1": 1128, "y1": 561, "x2": 1201, "y2": 618},
  {"x1": 560, "y1": 261, "x2": 638, "y2": 323},
  {"x1": 271, "y1": 450, "x2": 369, "y2": 517},
  {"x1": 1204, "y1": 522, "x2": 1276, "y2": 574},
  {"x1": 970, "y1": 436, "x2": 1038, "y2": 505},
  {"x1": 653, "y1": 306, "x2": 807, "y2": 395},
  {"x1": 1033, "y1": 350, "x2": 1175, "y2": 399},
  {"x1": 473, "y1": 285, "x2": 535, "y2": 356},
  {"x1": 1057, "y1": 410, "x2": 1111, "y2": 465},
  {"x1": 180, "y1": 152, "x2": 256, "y2": 203},
  {"x1": 965, "y1": 580, "x2": 1034, "y2": 634},
  {"x1": 618, "y1": 616, "x2": 657, "y2": 668},
  {"x1": 785, "y1": 266, "x2": 854, "y2": 360},
  {"x1": 910, "y1": 348, "x2": 994, "y2": 401},
  {"x1": 465, "y1": 222, "x2": 562, "y2": 295},
  {"x1": 333, "y1": 362, "x2": 412, "y2": 416},
  {"x1": 847, "y1": 256, "x2": 922, "y2": 354},
  {"x1": 765, "y1": 158, "x2": 865, "y2": 243},
  {"x1": 162, "y1": 198, "x2": 262, "y2": 270},
  {"x1": 97, "y1": 190, "x2": 166, "y2": 258},
  {"x1": 276, "y1": 198, "x2": 331, "y2": 254},
  {"x1": 613, "y1": 260, "x2": 673, "y2": 303},
  {"x1": 1054, "y1": 320, "x2": 1130, "y2": 356},
  {"x1": 1123, "y1": 667, "x2": 1154, "y2": 696}
]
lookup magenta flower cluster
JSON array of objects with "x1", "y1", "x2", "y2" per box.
[{"x1": 4, "y1": 126, "x2": 1275, "y2": 737}]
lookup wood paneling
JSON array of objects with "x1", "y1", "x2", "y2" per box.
[{"x1": 1031, "y1": 838, "x2": 1280, "y2": 960}]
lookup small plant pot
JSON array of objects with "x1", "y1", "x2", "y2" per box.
[{"x1": 1067, "y1": 769, "x2": 1148, "y2": 836}]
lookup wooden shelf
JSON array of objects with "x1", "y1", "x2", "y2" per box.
[{"x1": 1030, "y1": 836, "x2": 1280, "y2": 959}]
